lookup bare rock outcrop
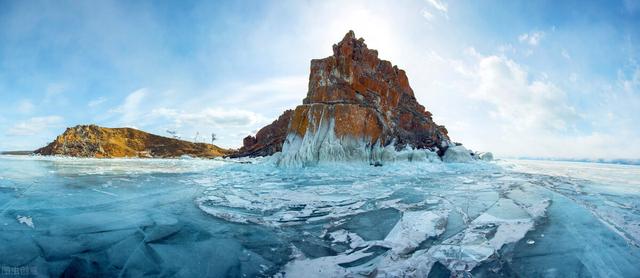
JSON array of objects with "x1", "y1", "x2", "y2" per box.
[
  {"x1": 235, "y1": 31, "x2": 452, "y2": 166},
  {"x1": 35, "y1": 125, "x2": 230, "y2": 158},
  {"x1": 228, "y1": 110, "x2": 293, "y2": 158}
]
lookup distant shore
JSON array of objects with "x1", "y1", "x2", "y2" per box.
[
  {"x1": 0, "y1": 151, "x2": 33, "y2": 155},
  {"x1": 512, "y1": 157, "x2": 640, "y2": 166}
]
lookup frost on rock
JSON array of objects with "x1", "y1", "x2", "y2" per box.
[
  {"x1": 277, "y1": 123, "x2": 384, "y2": 167},
  {"x1": 478, "y1": 152, "x2": 494, "y2": 161},
  {"x1": 275, "y1": 113, "x2": 430, "y2": 167},
  {"x1": 275, "y1": 113, "x2": 446, "y2": 167},
  {"x1": 386, "y1": 147, "x2": 441, "y2": 163},
  {"x1": 442, "y1": 145, "x2": 473, "y2": 163}
]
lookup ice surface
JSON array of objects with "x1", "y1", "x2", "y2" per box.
[
  {"x1": 1, "y1": 155, "x2": 639, "y2": 277},
  {"x1": 383, "y1": 210, "x2": 447, "y2": 255},
  {"x1": 442, "y1": 145, "x2": 473, "y2": 163},
  {"x1": 327, "y1": 229, "x2": 366, "y2": 249},
  {"x1": 502, "y1": 159, "x2": 640, "y2": 246}
]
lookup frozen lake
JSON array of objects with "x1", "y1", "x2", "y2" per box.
[{"x1": 0, "y1": 155, "x2": 639, "y2": 277}]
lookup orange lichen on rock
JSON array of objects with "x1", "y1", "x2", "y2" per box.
[
  {"x1": 35, "y1": 125, "x2": 230, "y2": 158},
  {"x1": 332, "y1": 104, "x2": 383, "y2": 145},
  {"x1": 235, "y1": 30, "x2": 451, "y2": 160},
  {"x1": 287, "y1": 104, "x2": 383, "y2": 144}
]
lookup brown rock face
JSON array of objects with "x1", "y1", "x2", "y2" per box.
[
  {"x1": 235, "y1": 31, "x2": 451, "y2": 165},
  {"x1": 229, "y1": 110, "x2": 293, "y2": 158},
  {"x1": 35, "y1": 125, "x2": 230, "y2": 158}
]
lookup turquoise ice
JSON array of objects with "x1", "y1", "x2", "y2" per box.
[{"x1": 0, "y1": 155, "x2": 638, "y2": 277}]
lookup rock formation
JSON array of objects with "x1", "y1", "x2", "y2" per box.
[
  {"x1": 235, "y1": 31, "x2": 453, "y2": 166},
  {"x1": 35, "y1": 125, "x2": 229, "y2": 158},
  {"x1": 229, "y1": 110, "x2": 293, "y2": 158}
]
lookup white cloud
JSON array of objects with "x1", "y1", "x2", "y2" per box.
[
  {"x1": 561, "y1": 49, "x2": 571, "y2": 59},
  {"x1": 426, "y1": 0, "x2": 448, "y2": 13},
  {"x1": 150, "y1": 107, "x2": 267, "y2": 128},
  {"x1": 7, "y1": 116, "x2": 64, "y2": 136},
  {"x1": 17, "y1": 100, "x2": 34, "y2": 114},
  {"x1": 110, "y1": 88, "x2": 148, "y2": 125},
  {"x1": 96, "y1": 75, "x2": 307, "y2": 148},
  {"x1": 518, "y1": 31, "x2": 545, "y2": 46},
  {"x1": 143, "y1": 107, "x2": 269, "y2": 145},
  {"x1": 104, "y1": 86, "x2": 275, "y2": 147},
  {"x1": 43, "y1": 82, "x2": 69, "y2": 105},
  {"x1": 475, "y1": 55, "x2": 578, "y2": 131},
  {"x1": 411, "y1": 48, "x2": 621, "y2": 158},
  {"x1": 218, "y1": 75, "x2": 307, "y2": 110},
  {"x1": 569, "y1": 73, "x2": 578, "y2": 82},
  {"x1": 46, "y1": 83, "x2": 67, "y2": 95},
  {"x1": 422, "y1": 0, "x2": 448, "y2": 21},
  {"x1": 88, "y1": 97, "x2": 107, "y2": 107},
  {"x1": 497, "y1": 44, "x2": 515, "y2": 54},
  {"x1": 523, "y1": 49, "x2": 534, "y2": 57},
  {"x1": 240, "y1": 75, "x2": 307, "y2": 95},
  {"x1": 421, "y1": 9, "x2": 434, "y2": 21},
  {"x1": 620, "y1": 67, "x2": 640, "y2": 94}
]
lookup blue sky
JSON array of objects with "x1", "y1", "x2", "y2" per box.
[{"x1": 1, "y1": 0, "x2": 639, "y2": 159}]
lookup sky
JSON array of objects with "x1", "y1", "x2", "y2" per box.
[{"x1": 0, "y1": 0, "x2": 639, "y2": 159}]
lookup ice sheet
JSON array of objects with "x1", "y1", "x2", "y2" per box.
[{"x1": 0, "y1": 155, "x2": 639, "y2": 277}]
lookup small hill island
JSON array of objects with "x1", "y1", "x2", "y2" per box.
[{"x1": 35, "y1": 125, "x2": 229, "y2": 158}]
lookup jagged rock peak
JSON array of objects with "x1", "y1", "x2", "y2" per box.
[
  {"x1": 332, "y1": 30, "x2": 368, "y2": 57},
  {"x1": 233, "y1": 31, "x2": 452, "y2": 166}
]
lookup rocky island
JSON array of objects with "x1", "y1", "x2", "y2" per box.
[
  {"x1": 33, "y1": 31, "x2": 487, "y2": 164},
  {"x1": 35, "y1": 125, "x2": 229, "y2": 158},
  {"x1": 234, "y1": 31, "x2": 480, "y2": 166}
]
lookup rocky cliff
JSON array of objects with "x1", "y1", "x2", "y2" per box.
[
  {"x1": 235, "y1": 31, "x2": 453, "y2": 166},
  {"x1": 35, "y1": 125, "x2": 229, "y2": 158},
  {"x1": 230, "y1": 110, "x2": 293, "y2": 158}
]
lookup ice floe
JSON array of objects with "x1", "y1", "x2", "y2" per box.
[{"x1": 383, "y1": 210, "x2": 447, "y2": 255}]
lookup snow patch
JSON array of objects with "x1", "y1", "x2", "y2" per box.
[{"x1": 17, "y1": 215, "x2": 34, "y2": 228}]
